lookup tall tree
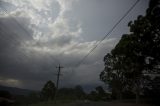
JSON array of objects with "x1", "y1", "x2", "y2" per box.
[{"x1": 100, "y1": 0, "x2": 160, "y2": 103}]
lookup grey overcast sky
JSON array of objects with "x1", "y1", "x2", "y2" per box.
[{"x1": 0, "y1": 0, "x2": 149, "y2": 91}]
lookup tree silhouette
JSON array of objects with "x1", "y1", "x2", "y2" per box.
[
  {"x1": 41, "y1": 80, "x2": 56, "y2": 101},
  {"x1": 100, "y1": 53, "x2": 127, "y2": 99},
  {"x1": 100, "y1": 0, "x2": 160, "y2": 103}
]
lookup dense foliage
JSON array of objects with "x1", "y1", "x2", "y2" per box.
[
  {"x1": 100, "y1": 0, "x2": 160, "y2": 104},
  {"x1": 41, "y1": 80, "x2": 56, "y2": 101}
]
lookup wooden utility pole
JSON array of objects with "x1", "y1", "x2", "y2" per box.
[{"x1": 54, "y1": 64, "x2": 63, "y2": 104}]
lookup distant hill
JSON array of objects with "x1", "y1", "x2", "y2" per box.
[{"x1": 0, "y1": 85, "x2": 37, "y2": 96}]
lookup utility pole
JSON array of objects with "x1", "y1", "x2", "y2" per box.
[{"x1": 54, "y1": 64, "x2": 63, "y2": 104}]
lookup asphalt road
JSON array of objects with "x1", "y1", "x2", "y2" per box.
[
  {"x1": 59, "y1": 102, "x2": 153, "y2": 106},
  {"x1": 30, "y1": 101, "x2": 154, "y2": 106}
]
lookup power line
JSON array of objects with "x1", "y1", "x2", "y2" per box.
[{"x1": 72, "y1": 0, "x2": 140, "y2": 71}]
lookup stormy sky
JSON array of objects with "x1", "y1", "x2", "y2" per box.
[{"x1": 0, "y1": 0, "x2": 149, "y2": 91}]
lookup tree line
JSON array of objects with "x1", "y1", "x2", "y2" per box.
[
  {"x1": 40, "y1": 80, "x2": 111, "y2": 102},
  {"x1": 0, "y1": 80, "x2": 110, "y2": 106}
]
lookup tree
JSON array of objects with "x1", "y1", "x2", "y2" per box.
[
  {"x1": 95, "y1": 86, "x2": 105, "y2": 95},
  {"x1": 144, "y1": 76, "x2": 160, "y2": 105},
  {"x1": 100, "y1": 0, "x2": 160, "y2": 103},
  {"x1": 41, "y1": 80, "x2": 56, "y2": 101},
  {"x1": 111, "y1": 32, "x2": 146, "y2": 102},
  {"x1": 87, "y1": 86, "x2": 110, "y2": 101},
  {"x1": 95, "y1": 86, "x2": 108, "y2": 100},
  {"x1": 74, "y1": 85, "x2": 85, "y2": 100},
  {"x1": 100, "y1": 53, "x2": 127, "y2": 99}
]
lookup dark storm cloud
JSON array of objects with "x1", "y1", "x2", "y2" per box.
[
  {"x1": 0, "y1": 16, "x2": 84, "y2": 89},
  {"x1": 0, "y1": 17, "x2": 58, "y2": 89},
  {"x1": 0, "y1": 0, "x2": 150, "y2": 91},
  {"x1": 0, "y1": 17, "x2": 32, "y2": 65},
  {"x1": 0, "y1": 17, "x2": 117, "y2": 90}
]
